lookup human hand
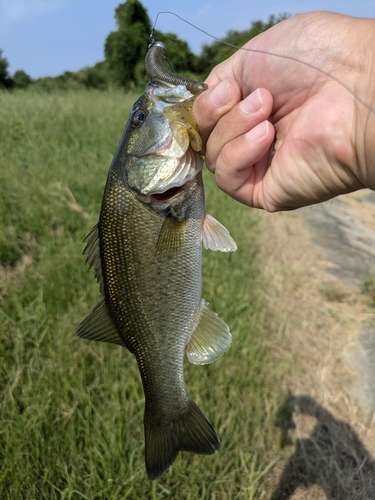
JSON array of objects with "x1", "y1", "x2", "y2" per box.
[{"x1": 194, "y1": 12, "x2": 375, "y2": 211}]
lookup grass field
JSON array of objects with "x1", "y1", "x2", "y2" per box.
[{"x1": 0, "y1": 89, "x2": 284, "y2": 499}]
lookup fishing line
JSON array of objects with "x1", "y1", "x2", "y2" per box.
[{"x1": 153, "y1": 10, "x2": 375, "y2": 115}]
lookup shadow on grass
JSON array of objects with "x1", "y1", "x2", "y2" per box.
[{"x1": 271, "y1": 393, "x2": 375, "y2": 499}]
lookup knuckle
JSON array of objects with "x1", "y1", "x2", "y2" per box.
[{"x1": 217, "y1": 142, "x2": 233, "y2": 170}]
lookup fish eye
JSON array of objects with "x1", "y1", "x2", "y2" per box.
[{"x1": 132, "y1": 109, "x2": 147, "y2": 127}]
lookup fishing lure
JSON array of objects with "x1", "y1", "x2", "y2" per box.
[
  {"x1": 152, "y1": 11, "x2": 375, "y2": 116},
  {"x1": 145, "y1": 40, "x2": 207, "y2": 95}
]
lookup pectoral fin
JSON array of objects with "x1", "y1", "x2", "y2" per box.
[
  {"x1": 202, "y1": 213, "x2": 237, "y2": 252},
  {"x1": 156, "y1": 215, "x2": 186, "y2": 259},
  {"x1": 186, "y1": 299, "x2": 232, "y2": 365},
  {"x1": 76, "y1": 298, "x2": 126, "y2": 347}
]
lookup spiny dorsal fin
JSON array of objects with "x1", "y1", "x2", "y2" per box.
[
  {"x1": 186, "y1": 299, "x2": 232, "y2": 365},
  {"x1": 156, "y1": 216, "x2": 186, "y2": 259},
  {"x1": 83, "y1": 224, "x2": 104, "y2": 293},
  {"x1": 76, "y1": 298, "x2": 126, "y2": 347},
  {"x1": 202, "y1": 213, "x2": 237, "y2": 252}
]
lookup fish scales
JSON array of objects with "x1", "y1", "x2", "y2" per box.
[
  {"x1": 100, "y1": 171, "x2": 204, "y2": 413},
  {"x1": 77, "y1": 41, "x2": 237, "y2": 480}
]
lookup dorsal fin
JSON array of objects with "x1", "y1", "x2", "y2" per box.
[
  {"x1": 76, "y1": 298, "x2": 126, "y2": 347},
  {"x1": 83, "y1": 224, "x2": 104, "y2": 293}
]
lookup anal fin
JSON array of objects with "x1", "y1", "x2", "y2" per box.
[{"x1": 186, "y1": 299, "x2": 232, "y2": 365}]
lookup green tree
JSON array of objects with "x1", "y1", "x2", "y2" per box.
[
  {"x1": 75, "y1": 62, "x2": 109, "y2": 90},
  {"x1": 196, "y1": 14, "x2": 289, "y2": 77},
  {"x1": 0, "y1": 49, "x2": 12, "y2": 88},
  {"x1": 153, "y1": 31, "x2": 199, "y2": 75},
  {"x1": 12, "y1": 70, "x2": 33, "y2": 89},
  {"x1": 104, "y1": 0, "x2": 151, "y2": 88}
]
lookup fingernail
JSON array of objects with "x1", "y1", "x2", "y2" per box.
[
  {"x1": 208, "y1": 79, "x2": 230, "y2": 108},
  {"x1": 246, "y1": 120, "x2": 269, "y2": 140},
  {"x1": 240, "y1": 88, "x2": 263, "y2": 114}
]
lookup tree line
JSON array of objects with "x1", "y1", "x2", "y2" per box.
[{"x1": 0, "y1": 0, "x2": 287, "y2": 91}]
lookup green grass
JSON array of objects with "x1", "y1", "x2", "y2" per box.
[{"x1": 0, "y1": 89, "x2": 283, "y2": 499}]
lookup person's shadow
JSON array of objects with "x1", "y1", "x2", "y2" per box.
[{"x1": 271, "y1": 392, "x2": 375, "y2": 499}]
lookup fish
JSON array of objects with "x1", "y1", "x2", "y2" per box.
[{"x1": 76, "y1": 41, "x2": 237, "y2": 481}]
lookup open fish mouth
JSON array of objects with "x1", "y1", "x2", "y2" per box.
[{"x1": 151, "y1": 185, "x2": 183, "y2": 201}]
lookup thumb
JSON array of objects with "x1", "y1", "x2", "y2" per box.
[{"x1": 193, "y1": 78, "x2": 242, "y2": 153}]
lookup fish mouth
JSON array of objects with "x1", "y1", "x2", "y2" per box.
[{"x1": 151, "y1": 185, "x2": 183, "y2": 201}]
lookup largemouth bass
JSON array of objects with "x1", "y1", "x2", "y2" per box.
[{"x1": 77, "y1": 41, "x2": 236, "y2": 480}]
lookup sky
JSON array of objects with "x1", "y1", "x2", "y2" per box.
[{"x1": 0, "y1": 0, "x2": 374, "y2": 79}]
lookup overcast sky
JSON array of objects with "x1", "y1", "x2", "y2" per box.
[{"x1": 0, "y1": 0, "x2": 374, "y2": 79}]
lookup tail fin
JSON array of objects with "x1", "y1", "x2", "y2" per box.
[{"x1": 144, "y1": 400, "x2": 220, "y2": 480}]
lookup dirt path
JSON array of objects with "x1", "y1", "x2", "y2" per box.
[{"x1": 260, "y1": 190, "x2": 375, "y2": 499}]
